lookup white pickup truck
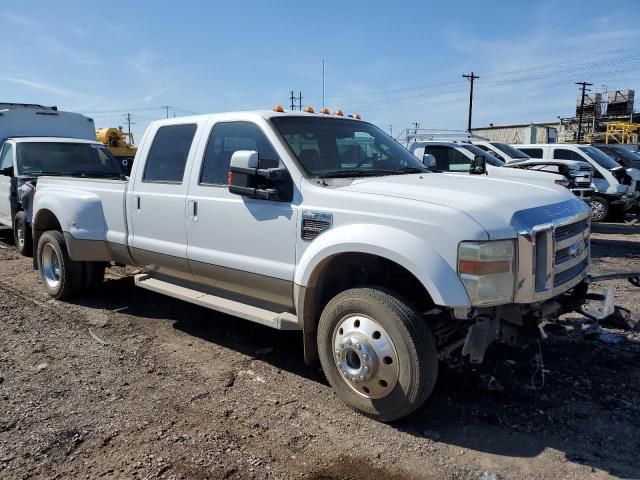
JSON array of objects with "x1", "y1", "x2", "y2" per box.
[{"x1": 30, "y1": 110, "x2": 638, "y2": 421}]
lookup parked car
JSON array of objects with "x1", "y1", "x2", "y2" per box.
[
  {"x1": 517, "y1": 144, "x2": 637, "y2": 221},
  {"x1": 408, "y1": 140, "x2": 570, "y2": 189},
  {"x1": 0, "y1": 137, "x2": 124, "y2": 255},
  {"x1": 33, "y1": 109, "x2": 621, "y2": 421},
  {"x1": 469, "y1": 140, "x2": 594, "y2": 200}
]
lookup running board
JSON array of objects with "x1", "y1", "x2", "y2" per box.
[{"x1": 134, "y1": 273, "x2": 300, "y2": 331}]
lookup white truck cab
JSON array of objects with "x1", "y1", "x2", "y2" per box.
[
  {"x1": 31, "y1": 109, "x2": 637, "y2": 421},
  {"x1": 517, "y1": 143, "x2": 637, "y2": 221},
  {"x1": 0, "y1": 137, "x2": 122, "y2": 256},
  {"x1": 0, "y1": 104, "x2": 103, "y2": 255}
]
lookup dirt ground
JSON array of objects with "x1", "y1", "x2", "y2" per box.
[{"x1": 0, "y1": 222, "x2": 639, "y2": 480}]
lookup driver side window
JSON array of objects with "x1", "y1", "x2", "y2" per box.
[{"x1": 0, "y1": 144, "x2": 14, "y2": 169}]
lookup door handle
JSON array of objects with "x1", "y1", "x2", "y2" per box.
[
  {"x1": 188, "y1": 200, "x2": 198, "y2": 222},
  {"x1": 136, "y1": 196, "x2": 141, "y2": 211}
]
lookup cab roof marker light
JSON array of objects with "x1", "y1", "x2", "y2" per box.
[
  {"x1": 273, "y1": 105, "x2": 285, "y2": 112},
  {"x1": 304, "y1": 106, "x2": 315, "y2": 113},
  {"x1": 335, "y1": 109, "x2": 344, "y2": 116},
  {"x1": 353, "y1": 113, "x2": 361, "y2": 120},
  {"x1": 320, "y1": 107, "x2": 331, "y2": 114}
]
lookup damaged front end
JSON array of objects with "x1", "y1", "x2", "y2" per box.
[
  {"x1": 445, "y1": 199, "x2": 640, "y2": 364},
  {"x1": 454, "y1": 274, "x2": 640, "y2": 365}
]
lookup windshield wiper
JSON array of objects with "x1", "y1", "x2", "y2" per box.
[
  {"x1": 20, "y1": 170, "x2": 67, "y2": 177},
  {"x1": 70, "y1": 170, "x2": 126, "y2": 179},
  {"x1": 319, "y1": 167, "x2": 428, "y2": 178}
]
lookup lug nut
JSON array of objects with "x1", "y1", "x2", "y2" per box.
[
  {"x1": 356, "y1": 343, "x2": 361, "y2": 350},
  {"x1": 347, "y1": 338, "x2": 352, "y2": 346},
  {"x1": 362, "y1": 354, "x2": 369, "y2": 361}
]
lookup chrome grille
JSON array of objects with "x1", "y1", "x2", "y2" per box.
[
  {"x1": 513, "y1": 200, "x2": 591, "y2": 304},
  {"x1": 554, "y1": 258, "x2": 589, "y2": 287},
  {"x1": 554, "y1": 218, "x2": 589, "y2": 242}
]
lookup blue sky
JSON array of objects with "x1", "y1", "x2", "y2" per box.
[{"x1": 1, "y1": 0, "x2": 639, "y2": 140}]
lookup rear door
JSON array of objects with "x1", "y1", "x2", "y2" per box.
[
  {"x1": 0, "y1": 142, "x2": 15, "y2": 226},
  {"x1": 127, "y1": 122, "x2": 200, "y2": 280},
  {"x1": 185, "y1": 120, "x2": 297, "y2": 309}
]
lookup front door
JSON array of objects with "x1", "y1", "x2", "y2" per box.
[
  {"x1": 128, "y1": 122, "x2": 201, "y2": 280},
  {"x1": 0, "y1": 143, "x2": 15, "y2": 226},
  {"x1": 185, "y1": 120, "x2": 297, "y2": 309}
]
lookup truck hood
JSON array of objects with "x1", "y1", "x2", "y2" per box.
[{"x1": 339, "y1": 173, "x2": 578, "y2": 239}]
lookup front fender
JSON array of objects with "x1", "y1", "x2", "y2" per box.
[
  {"x1": 295, "y1": 224, "x2": 471, "y2": 308},
  {"x1": 33, "y1": 188, "x2": 107, "y2": 241}
]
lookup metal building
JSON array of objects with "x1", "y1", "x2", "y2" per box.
[{"x1": 470, "y1": 123, "x2": 558, "y2": 144}]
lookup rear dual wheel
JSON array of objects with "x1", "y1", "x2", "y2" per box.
[
  {"x1": 317, "y1": 288, "x2": 438, "y2": 422},
  {"x1": 37, "y1": 231, "x2": 105, "y2": 299},
  {"x1": 13, "y1": 211, "x2": 32, "y2": 257}
]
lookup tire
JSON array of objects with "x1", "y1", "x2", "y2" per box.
[
  {"x1": 82, "y1": 262, "x2": 106, "y2": 290},
  {"x1": 590, "y1": 196, "x2": 609, "y2": 222},
  {"x1": 317, "y1": 288, "x2": 438, "y2": 422},
  {"x1": 37, "y1": 231, "x2": 82, "y2": 299},
  {"x1": 13, "y1": 211, "x2": 33, "y2": 257}
]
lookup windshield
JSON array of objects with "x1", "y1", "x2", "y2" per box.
[
  {"x1": 271, "y1": 117, "x2": 428, "y2": 177},
  {"x1": 459, "y1": 144, "x2": 506, "y2": 166},
  {"x1": 578, "y1": 146, "x2": 622, "y2": 170},
  {"x1": 491, "y1": 142, "x2": 530, "y2": 159},
  {"x1": 16, "y1": 142, "x2": 123, "y2": 177},
  {"x1": 605, "y1": 146, "x2": 640, "y2": 167}
]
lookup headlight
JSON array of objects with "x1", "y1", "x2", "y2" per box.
[
  {"x1": 555, "y1": 179, "x2": 570, "y2": 187},
  {"x1": 458, "y1": 240, "x2": 515, "y2": 306}
]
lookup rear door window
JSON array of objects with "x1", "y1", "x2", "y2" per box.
[
  {"x1": 519, "y1": 148, "x2": 543, "y2": 158},
  {"x1": 553, "y1": 149, "x2": 582, "y2": 161},
  {"x1": 143, "y1": 124, "x2": 197, "y2": 183}
]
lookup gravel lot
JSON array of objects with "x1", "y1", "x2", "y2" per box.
[{"x1": 0, "y1": 223, "x2": 639, "y2": 480}]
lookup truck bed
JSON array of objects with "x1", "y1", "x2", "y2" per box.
[{"x1": 34, "y1": 176, "x2": 129, "y2": 249}]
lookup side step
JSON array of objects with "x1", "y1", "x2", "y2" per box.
[{"x1": 134, "y1": 273, "x2": 300, "y2": 331}]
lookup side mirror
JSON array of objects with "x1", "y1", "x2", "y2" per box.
[
  {"x1": 470, "y1": 155, "x2": 487, "y2": 175},
  {"x1": 228, "y1": 150, "x2": 284, "y2": 201},
  {"x1": 1, "y1": 165, "x2": 14, "y2": 177},
  {"x1": 423, "y1": 153, "x2": 436, "y2": 168}
]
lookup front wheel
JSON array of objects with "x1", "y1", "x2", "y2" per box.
[
  {"x1": 37, "y1": 231, "x2": 82, "y2": 299},
  {"x1": 13, "y1": 211, "x2": 33, "y2": 257},
  {"x1": 590, "y1": 196, "x2": 609, "y2": 222},
  {"x1": 317, "y1": 288, "x2": 438, "y2": 422}
]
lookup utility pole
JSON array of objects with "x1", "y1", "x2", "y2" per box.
[
  {"x1": 124, "y1": 113, "x2": 135, "y2": 138},
  {"x1": 576, "y1": 82, "x2": 592, "y2": 143},
  {"x1": 322, "y1": 59, "x2": 325, "y2": 110},
  {"x1": 463, "y1": 72, "x2": 480, "y2": 132},
  {"x1": 389, "y1": 125, "x2": 393, "y2": 136},
  {"x1": 290, "y1": 91, "x2": 296, "y2": 111},
  {"x1": 162, "y1": 105, "x2": 172, "y2": 119},
  {"x1": 298, "y1": 91, "x2": 303, "y2": 111}
]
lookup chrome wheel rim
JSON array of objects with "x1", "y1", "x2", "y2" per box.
[
  {"x1": 16, "y1": 227, "x2": 24, "y2": 249},
  {"x1": 41, "y1": 243, "x2": 61, "y2": 289},
  {"x1": 591, "y1": 201, "x2": 605, "y2": 221},
  {"x1": 332, "y1": 314, "x2": 399, "y2": 399}
]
